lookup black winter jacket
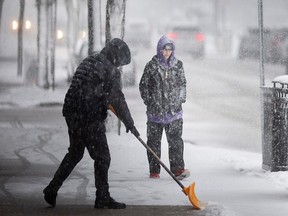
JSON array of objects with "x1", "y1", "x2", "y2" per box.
[
  {"x1": 139, "y1": 55, "x2": 186, "y2": 117},
  {"x1": 63, "y1": 38, "x2": 134, "y2": 129}
]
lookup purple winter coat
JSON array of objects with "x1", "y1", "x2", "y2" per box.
[{"x1": 139, "y1": 35, "x2": 187, "y2": 124}]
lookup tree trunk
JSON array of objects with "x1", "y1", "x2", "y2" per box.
[
  {"x1": 50, "y1": 0, "x2": 57, "y2": 90},
  {"x1": 42, "y1": 0, "x2": 57, "y2": 89},
  {"x1": 94, "y1": 0, "x2": 102, "y2": 50},
  {"x1": 105, "y1": 0, "x2": 127, "y2": 135},
  {"x1": 87, "y1": 0, "x2": 94, "y2": 55},
  {"x1": 37, "y1": 0, "x2": 48, "y2": 87},
  {"x1": 36, "y1": 0, "x2": 40, "y2": 65},
  {"x1": 0, "y1": 0, "x2": 5, "y2": 39},
  {"x1": 87, "y1": 0, "x2": 103, "y2": 55},
  {"x1": 105, "y1": 0, "x2": 126, "y2": 44},
  {"x1": 120, "y1": 0, "x2": 126, "y2": 40},
  {"x1": 105, "y1": 0, "x2": 111, "y2": 44},
  {"x1": 17, "y1": 0, "x2": 25, "y2": 77},
  {"x1": 65, "y1": 0, "x2": 81, "y2": 81},
  {"x1": 44, "y1": 1, "x2": 50, "y2": 88}
]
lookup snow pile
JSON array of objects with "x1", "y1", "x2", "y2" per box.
[
  {"x1": 265, "y1": 171, "x2": 288, "y2": 190},
  {"x1": 204, "y1": 203, "x2": 242, "y2": 216},
  {"x1": 273, "y1": 75, "x2": 288, "y2": 85},
  {"x1": 222, "y1": 150, "x2": 288, "y2": 190}
]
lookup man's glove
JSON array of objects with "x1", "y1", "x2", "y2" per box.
[{"x1": 126, "y1": 125, "x2": 140, "y2": 137}]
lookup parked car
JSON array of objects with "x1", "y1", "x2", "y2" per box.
[
  {"x1": 238, "y1": 28, "x2": 272, "y2": 61},
  {"x1": 238, "y1": 27, "x2": 288, "y2": 64},
  {"x1": 67, "y1": 39, "x2": 137, "y2": 87},
  {"x1": 165, "y1": 22, "x2": 205, "y2": 58},
  {"x1": 267, "y1": 28, "x2": 288, "y2": 64}
]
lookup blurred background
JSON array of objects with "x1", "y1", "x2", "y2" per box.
[{"x1": 1, "y1": 0, "x2": 288, "y2": 60}]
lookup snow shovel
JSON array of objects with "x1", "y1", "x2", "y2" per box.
[
  {"x1": 107, "y1": 104, "x2": 205, "y2": 209},
  {"x1": 135, "y1": 135, "x2": 206, "y2": 210}
]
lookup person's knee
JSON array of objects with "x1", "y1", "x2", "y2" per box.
[
  {"x1": 93, "y1": 154, "x2": 111, "y2": 168},
  {"x1": 70, "y1": 153, "x2": 83, "y2": 164},
  {"x1": 67, "y1": 150, "x2": 84, "y2": 163}
]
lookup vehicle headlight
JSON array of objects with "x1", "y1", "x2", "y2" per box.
[
  {"x1": 12, "y1": 20, "x2": 18, "y2": 30},
  {"x1": 57, "y1": 30, "x2": 64, "y2": 40}
]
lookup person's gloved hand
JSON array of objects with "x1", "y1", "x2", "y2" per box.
[{"x1": 126, "y1": 125, "x2": 140, "y2": 137}]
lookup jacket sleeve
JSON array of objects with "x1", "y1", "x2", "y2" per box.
[
  {"x1": 178, "y1": 61, "x2": 187, "y2": 103},
  {"x1": 139, "y1": 63, "x2": 151, "y2": 106},
  {"x1": 107, "y1": 70, "x2": 134, "y2": 129}
]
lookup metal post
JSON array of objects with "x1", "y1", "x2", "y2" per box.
[
  {"x1": 258, "y1": 0, "x2": 266, "y2": 170},
  {"x1": 258, "y1": 0, "x2": 265, "y2": 87}
]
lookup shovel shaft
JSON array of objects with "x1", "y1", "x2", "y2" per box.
[{"x1": 136, "y1": 136, "x2": 185, "y2": 189}]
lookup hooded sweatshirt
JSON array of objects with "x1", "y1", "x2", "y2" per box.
[
  {"x1": 139, "y1": 35, "x2": 187, "y2": 124},
  {"x1": 156, "y1": 35, "x2": 176, "y2": 69},
  {"x1": 63, "y1": 38, "x2": 134, "y2": 129}
]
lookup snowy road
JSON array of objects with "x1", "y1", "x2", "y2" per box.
[{"x1": 183, "y1": 57, "x2": 286, "y2": 152}]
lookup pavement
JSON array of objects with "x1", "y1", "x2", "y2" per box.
[
  {"x1": 2, "y1": 58, "x2": 288, "y2": 216},
  {"x1": 0, "y1": 204, "x2": 209, "y2": 216},
  {"x1": 0, "y1": 60, "x2": 211, "y2": 216}
]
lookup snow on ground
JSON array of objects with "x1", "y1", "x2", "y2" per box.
[{"x1": 1, "y1": 55, "x2": 288, "y2": 216}]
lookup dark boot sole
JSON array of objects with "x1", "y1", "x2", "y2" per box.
[
  {"x1": 43, "y1": 188, "x2": 57, "y2": 207},
  {"x1": 94, "y1": 204, "x2": 126, "y2": 209}
]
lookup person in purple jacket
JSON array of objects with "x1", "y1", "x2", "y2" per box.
[{"x1": 139, "y1": 35, "x2": 190, "y2": 180}]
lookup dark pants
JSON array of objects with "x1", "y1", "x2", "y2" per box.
[
  {"x1": 146, "y1": 118, "x2": 184, "y2": 174},
  {"x1": 47, "y1": 116, "x2": 111, "y2": 199}
]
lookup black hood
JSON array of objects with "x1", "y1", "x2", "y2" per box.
[{"x1": 100, "y1": 38, "x2": 131, "y2": 67}]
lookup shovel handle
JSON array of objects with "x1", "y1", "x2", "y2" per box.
[{"x1": 135, "y1": 135, "x2": 185, "y2": 189}]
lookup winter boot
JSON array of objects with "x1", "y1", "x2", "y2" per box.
[
  {"x1": 43, "y1": 186, "x2": 58, "y2": 207},
  {"x1": 149, "y1": 173, "x2": 160, "y2": 179},
  {"x1": 94, "y1": 197, "x2": 126, "y2": 209},
  {"x1": 175, "y1": 169, "x2": 190, "y2": 180}
]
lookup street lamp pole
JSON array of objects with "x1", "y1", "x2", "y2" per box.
[
  {"x1": 258, "y1": 0, "x2": 265, "y2": 87},
  {"x1": 258, "y1": 0, "x2": 267, "y2": 170}
]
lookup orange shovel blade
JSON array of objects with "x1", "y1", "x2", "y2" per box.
[{"x1": 182, "y1": 182, "x2": 206, "y2": 210}]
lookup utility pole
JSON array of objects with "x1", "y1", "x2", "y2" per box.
[{"x1": 258, "y1": 0, "x2": 265, "y2": 87}]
